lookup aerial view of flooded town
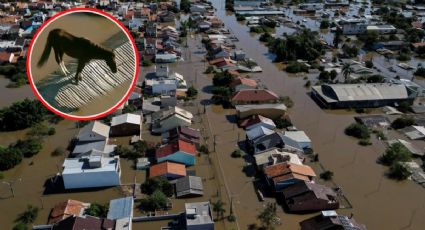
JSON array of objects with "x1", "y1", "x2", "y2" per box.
[{"x1": 1, "y1": 0, "x2": 425, "y2": 229}]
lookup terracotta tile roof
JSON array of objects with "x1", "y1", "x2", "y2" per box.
[
  {"x1": 53, "y1": 215, "x2": 115, "y2": 230},
  {"x1": 411, "y1": 21, "x2": 423, "y2": 29},
  {"x1": 149, "y1": 161, "x2": 186, "y2": 178},
  {"x1": 239, "y1": 114, "x2": 267, "y2": 128},
  {"x1": 0, "y1": 51, "x2": 11, "y2": 63},
  {"x1": 231, "y1": 89, "x2": 279, "y2": 102},
  {"x1": 156, "y1": 139, "x2": 197, "y2": 158},
  {"x1": 229, "y1": 77, "x2": 258, "y2": 88},
  {"x1": 48, "y1": 199, "x2": 88, "y2": 224},
  {"x1": 412, "y1": 42, "x2": 425, "y2": 48},
  {"x1": 264, "y1": 162, "x2": 316, "y2": 181}
]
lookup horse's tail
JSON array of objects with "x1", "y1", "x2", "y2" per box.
[{"x1": 37, "y1": 32, "x2": 53, "y2": 67}]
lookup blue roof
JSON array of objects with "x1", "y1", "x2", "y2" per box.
[{"x1": 107, "y1": 197, "x2": 134, "y2": 220}]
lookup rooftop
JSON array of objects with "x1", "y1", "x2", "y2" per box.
[
  {"x1": 185, "y1": 202, "x2": 214, "y2": 226},
  {"x1": 149, "y1": 161, "x2": 186, "y2": 178},
  {"x1": 111, "y1": 113, "x2": 141, "y2": 126},
  {"x1": 62, "y1": 155, "x2": 119, "y2": 175},
  {"x1": 156, "y1": 138, "x2": 197, "y2": 158},
  {"x1": 175, "y1": 176, "x2": 204, "y2": 198},
  {"x1": 231, "y1": 89, "x2": 279, "y2": 102},
  {"x1": 107, "y1": 197, "x2": 133, "y2": 220}
]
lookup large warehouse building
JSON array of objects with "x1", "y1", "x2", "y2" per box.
[{"x1": 311, "y1": 83, "x2": 415, "y2": 109}]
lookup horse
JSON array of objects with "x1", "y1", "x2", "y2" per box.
[{"x1": 37, "y1": 28, "x2": 117, "y2": 84}]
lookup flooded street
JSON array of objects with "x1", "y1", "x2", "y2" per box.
[
  {"x1": 0, "y1": 77, "x2": 34, "y2": 107},
  {"x1": 197, "y1": 0, "x2": 425, "y2": 229}
]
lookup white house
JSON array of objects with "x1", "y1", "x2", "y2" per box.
[
  {"x1": 155, "y1": 65, "x2": 169, "y2": 78},
  {"x1": 339, "y1": 18, "x2": 367, "y2": 35},
  {"x1": 77, "y1": 121, "x2": 110, "y2": 142},
  {"x1": 367, "y1": 25, "x2": 397, "y2": 34},
  {"x1": 152, "y1": 106, "x2": 193, "y2": 133},
  {"x1": 282, "y1": 131, "x2": 312, "y2": 151},
  {"x1": 62, "y1": 154, "x2": 121, "y2": 189},
  {"x1": 146, "y1": 79, "x2": 177, "y2": 95},
  {"x1": 185, "y1": 202, "x2": 214, "y2": 230}
]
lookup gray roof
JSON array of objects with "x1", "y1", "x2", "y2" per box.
[
  {"x1": 78, "y1": 121, "x2": 110, "y2": 139},
  {"x1": 253, "y1": 132, "x2": 285, "y2": 154},
  {"x1": 107, "y1": 197, "x2": 134, "y2": 220},
  {"x1": 282, "y1": 181, "x2": 336, "y2": 201},
  {"x1": 72, "y1": 141, "x2": 106, "y2": 155},
  {"x1": 175, "y1": 176, "x2": 204, "y2": 198},
  {"x1": 185, "y1": 202, "x2": 214, "y2": 226},
  {"x1": 312, "y1": 84, "x2": 409, "y2": 103},
  {"x1": 246, "y1": 126, "x2": 275, "y2": 141}
]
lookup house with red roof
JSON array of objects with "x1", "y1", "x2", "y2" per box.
[
  {"x1": 48, "y1": 199, "x2": 90, "y2": 224},
  {"x1": 156, "y1": 139, "x2": 197, "y2": 166},
  {"x1": 231, "y1": 89, "x2": 279, "y2": 106},
  {"x1": 149, "y1": 161, "x2": 187, "y2": 180},
  {"x1": 229, "y1": 77, "x2": 258, "y2": 92},
  {"x1": 264, "y1": 162, "x2": 316, "y2": 192}
]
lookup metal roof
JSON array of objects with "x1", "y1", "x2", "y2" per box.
[
  {"x1": 314, "y1": 84, "x2": 409, "y2": 102},
  {"x1": 111, "y1": 113, "x2": 141, "y2": 126},
  {"x1": 107, "y1": 197, "x2": 133, "y2": 220},
  {"x1": 176, "y1": 176, "x2": 204, "y2": 197},
  {"x1": 185, "y1": 202, "x2": 214, "y2": 226}
]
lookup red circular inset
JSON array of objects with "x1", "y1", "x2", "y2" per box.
[{"x1": 26, "y1": 8, "x2": 140, "y2": 121}]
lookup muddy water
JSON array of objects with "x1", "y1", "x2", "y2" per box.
[
  {"x1": 203, "y1": 1, "x2": 425, "y2": 229},
  {"x1": 0, "y1": 77, "x2": 34, "y2": 107},
  {"x1": 29, "y1": 12, "x2": 133, "y2": 117}
]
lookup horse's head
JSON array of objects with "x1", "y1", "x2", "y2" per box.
[{"x1": 106, "y1": 52, "x2": 117, "y2": 73}]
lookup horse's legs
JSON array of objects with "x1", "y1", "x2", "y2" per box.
[
  {"x1": 75, "y1": 60, "x2": 85, "y2": 84},
  {"x1": 58, "y1": 50, "x2": 70, "y2": 74}
]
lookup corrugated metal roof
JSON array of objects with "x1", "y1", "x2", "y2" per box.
[
  {"x1": 111, "y1": 113, "x2": 141, "y2": 126},
  {"x1": 107, "y1": 197, "x2": 133, "y2": 220}
]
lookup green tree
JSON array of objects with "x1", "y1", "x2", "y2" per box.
[
  {"x1": 141, "y1": 177, "x2": 174, "y2": 197},
  {"x1": 180, "y1": 0, "x2": 191, "y2": 13},
  {"x1": 320, "y1": 170, "x2": 334, "y2": 181},
  {"x1": 12, "y1": 223, "x2": 28, "y2": 230},
  {"x1": 16, "y1": 205, "x2": 39, "y2": 224},
  {"x1": 342, "y1": 63, "x2": 353, "y2": 81},
  {"x1": 84, "y1": 203, "x2": 109, "y2": 218},
  {"x1": 359, "y1": 31, "x2": 379, "y2": 48},
  {"x1": 212, "y1": 199, "x2": 226, "y2": 220},
  {"x1": 414, "y1": 67, "x2": 425, "y2": 77},
  {"x1": 186, "y1": 86, "x2": 198, "y2": 98},
  {"x1": 13, "y1": 138, "x2": 43, "y2": 158},
  {"x1": 258, "y1": 202, "x2": 279, "y2": 230},
  {"x1": 0, "y1": 146, "x2": 23, "y2": 170},
  {"x1": 0, "y1": 99, "x2": 48, "y2": 131},
  {"x1": 139, "y1": 190, "x2": 168, "y2": 211},
  {"x1": 345, "y1": 123, "x2": 370, "y2": 139},
  {"x1": 388, "y1": 162, "x2": 412, "y2": 180},
  {"x1": 320, "y1": 20, "x2": 330, "y2": 29},
  {"x1": 391, "y1": 116, "x2": 415, "y2": 129},
  {"x1": 381, "y1": 142, "x2": 411, "y2": 166}
]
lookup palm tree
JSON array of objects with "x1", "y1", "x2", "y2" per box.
[
  {"x1": 16, "y1": 205, "x2": 39, "y2": 224},
  {"x1": 258, "y1": 202, "x2": 279, "y2": 230},
  {"x1": 212, "y1": 199, "x2": 226, "y2": 220},
  {"x1": 342, "y1": 63, "x2": 353, "y2": 82}
]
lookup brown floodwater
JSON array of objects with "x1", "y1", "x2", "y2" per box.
[
  {"x1": 0, "y1": 77, "x2": 34, "y2": 107},
  {"x1": 176, "y1": 1, "x2": 425, "y2": 229},
  {"x1": 29, "y1": 11, "x2": 134, "y2": 117}
]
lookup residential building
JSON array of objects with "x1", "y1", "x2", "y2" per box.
[
  {"x1": 338, "y1": 18, "x2": 367, "y2": 35},
  {"x1": 231, "y1": 89, "x2": 279, "y2": 106},
  {"x1": 229, "y1": 77, "x2": 258, "y2": 92},
  {"x1": 77, "y1": 121, "x2": 110, "y2": 142},
  {"x1": 254, "y1": 148, "x2": 303, "y2": 171},
  {"x1": 162, "y1": 126, "x2": 201, "y2": 144},
  {"x1": 51, "y1": 215, "x2": 116, "y2": 230},
  {"x1": 282, "y1": 131, "x2": 312, "y2": 151},
  {"x1": 156, "y1": 53, "x2": 178, "y2": 63},
  {"x1": 249, "y1": 131, "x2": 285, "y2": 154},
  {"x1": 62, "y1": 154, "x2": 121, "y2": 189},
  {"x1": 311, "y1": 84, "x2": 414, "y2": 109},
  {"x1": 146, "y1": 78, "x2": 177, "y2": 96},
  {"x1": 185, "y1": 202, "x2": 214, "y2": 230},
  {"x1": 239, "y1": 114, "x2": 276, "y2": 130},
  {"x1": 236, "y1": 103, "x2": 287, "y2": 119},
  {"x1": 149, "y1": 161, "x2": 187, "y2": 180},
  {"x1": 300, "y1": 210, "x2": 367, "y2": 230},
  {"x1": 156, "y1": 138, "x2": 197, "y2": 166},
  {"x1": 282, "y1": 181, "x2": 339, "y2": 212},
  {"x1": 175, "y1": 176, "x2": 204, "y2": 198},
  {"x1": 367, "y1": 25, "x2": 397, "y2": 34},
  {"x1": 110, "y1": 113, "x2": 142, "y2": 137},
  {"x1": 48, "y1": 199, "x2": 90, "y2": 224},
  {"x1": 151, "y1": 106, "x2": 193, "y2": 134},
  {"x1": 264, "y1": 162, "x2": 316, "y2": 192},
  {"x1": 246, "y1": 126, "x2": 275, "y2": 142},
  {"x1": 107, "y1": 197, "x2": 134, "y2": 230}
]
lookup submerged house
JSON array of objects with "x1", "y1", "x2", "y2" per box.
[
  {"x1": 300, "y1": 210, "x2": 367, "y2": 230},
  {"x1": 264, "y1": 162, "x2": 316, "y2": 192},
  {"x1": 156, "y1": 139, "x2": 197, "y2": 166},
  {"x1": 149, "y1": 161, "x2": 187, "y2": 180},
  {"x1": 151, "y1": 106, "x2": 193, "y2": 134},
  {"x1": 110, "y1": 113, "x2": 142, "y2": 137},
  {"x1": 62, "y1": 154, "x2": 121, "y2": 189},
  {"x1": 282, "y1": 181, "x2": 339, "y2": 212},
  {"x1": 311, "y1": 83, "x2": 414, "y2": 109},
  {"x1": 231, "y1": 89, "x2": 279, "y2": 106}
]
